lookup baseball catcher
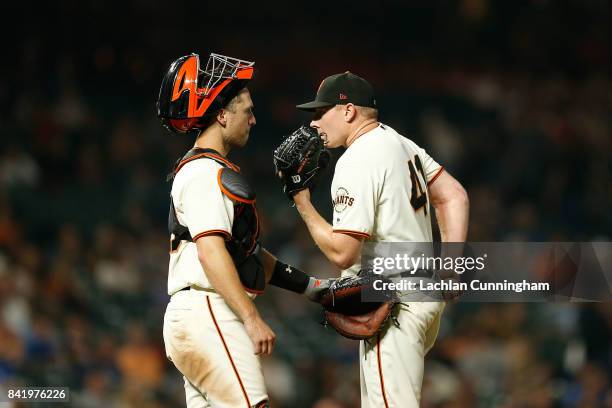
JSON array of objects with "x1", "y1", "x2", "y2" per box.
[{"x1": 159, "y1": 52, "x2": 335, "y2": 408}]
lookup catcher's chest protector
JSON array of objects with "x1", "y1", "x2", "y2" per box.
[{"x1": 167, "y1": 148, "x2": 263, "y2": 292}]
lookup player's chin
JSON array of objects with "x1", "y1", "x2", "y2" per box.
[
  {"x1": 324, "y1": 139, "x2": 339, "y2": 148},
  {"x1": 236, "y1": 132, "x2": 250, "y2": 147}
]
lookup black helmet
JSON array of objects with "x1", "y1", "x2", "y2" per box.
[{"x1": 157, "y1": 53, "x2": 255, "y2": 133}]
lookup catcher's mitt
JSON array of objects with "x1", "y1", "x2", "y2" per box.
[
  {"x1": 319, "y1": 273, "x2": 398, "y2": 340},
  {"x1": 273, "y1": 126, "x2": 331, "y2": 199}
]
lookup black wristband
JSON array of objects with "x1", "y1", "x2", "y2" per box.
[{"x1": 269, "y1": 260, "x2": 310, "y2": 294}]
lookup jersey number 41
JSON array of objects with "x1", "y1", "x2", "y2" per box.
[{"x1": 408, "y1": 155, "x2": 428, "y2": 215}]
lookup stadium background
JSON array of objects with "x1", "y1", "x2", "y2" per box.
[{"x1": 1, "y1": 1, "x2": 611, "y2": 406}]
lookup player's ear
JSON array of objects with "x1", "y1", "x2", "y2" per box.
[
  {"x1": 216, "y1": 109, "x2": 228, "y2": 127},
  {"x1": 344, "y1": 103, "x2": 356, "y2": 122}
]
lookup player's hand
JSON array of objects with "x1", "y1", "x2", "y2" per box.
[{"x1": 244, "y1": 316, "x2": 276, "y2": 355}]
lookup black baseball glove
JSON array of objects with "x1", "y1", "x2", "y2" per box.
[
  {"x1": 273, "y1": 126, "x2": 331, "y2": 200},
  {"x1": 319, "y1": 272, "x2": 398, "y2": 340}
]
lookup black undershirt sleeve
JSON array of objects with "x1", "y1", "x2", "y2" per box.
[{"x1": 268, "y1": 260, "x2": 310, "y2": 294}]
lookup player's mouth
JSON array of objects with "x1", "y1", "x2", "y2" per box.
[{"x1": 320, "y1": 132, "x2": 328, "y2": 146}]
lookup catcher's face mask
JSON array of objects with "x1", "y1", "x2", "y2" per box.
[{"x1": 157, "y1": 53, "x2": 255, "y2": 133}]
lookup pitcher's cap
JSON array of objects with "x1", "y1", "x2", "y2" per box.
[{"x1": 296, "y1": 71, "x2": 376, "y2": 111}]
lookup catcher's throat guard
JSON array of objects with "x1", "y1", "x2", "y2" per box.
[{"x1": 157, "y1": 53, "x2": 255, "y2": 133}]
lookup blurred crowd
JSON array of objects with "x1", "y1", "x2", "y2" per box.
[{"x1": 1, "y1": 0, "x2": 612, "y2": 407}]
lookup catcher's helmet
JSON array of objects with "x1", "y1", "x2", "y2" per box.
[{"x1": 157, "y1": 53, "x2": 255, "y2": 133}]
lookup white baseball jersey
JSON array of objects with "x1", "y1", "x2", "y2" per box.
[
  {"x1": 164, "y1": 154, "x2": 268, "y2": 407},
  {"x1": 331, "y1": 123, "x2": 444, "y2": 273},
  {"x1": 331, "y1": 123, "x2": 446, "y2": 408},
  {"x1": 167, "y1": 157, "x2": 234, "y2": 295}
]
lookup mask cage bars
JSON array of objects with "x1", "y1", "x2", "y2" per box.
[{"x1": 198, "y1": 53, "x2": 255, "y2": 97}]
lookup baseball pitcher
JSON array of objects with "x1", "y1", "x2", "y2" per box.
[{"x1": 274, "y1": 72, "x2": 470, "y2": 407}]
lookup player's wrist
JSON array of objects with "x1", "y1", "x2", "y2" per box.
[
  {"x1": 292, "y1": 189, "x2": 311, "y2": 204},
  {"x1": 238, "y1": 304, "x2": 260, "y2": 322},
  {"x1": 294, "y1": 192, "x2": 315, "y2": 216}
]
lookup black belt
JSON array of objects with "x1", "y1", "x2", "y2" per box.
[{"x1": 179, "y1": 286, "x2": 190, "y2": 292}]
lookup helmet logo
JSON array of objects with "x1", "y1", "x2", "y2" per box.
[{"x1": 171, "y1": 56, "x2": 207, "y2": 117}]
